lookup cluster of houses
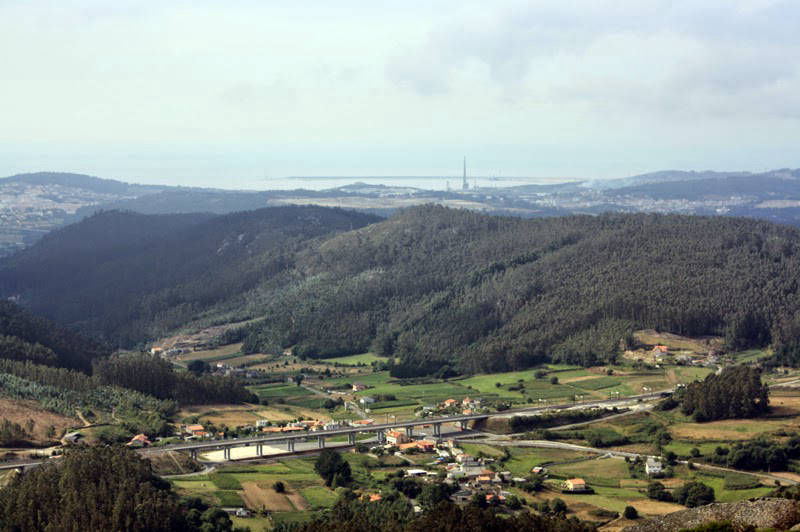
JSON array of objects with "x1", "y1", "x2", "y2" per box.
[{"x1": 417, "y1": 397, "x2": 486, "y2": 418}]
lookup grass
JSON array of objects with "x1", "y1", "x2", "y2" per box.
[
  {"x1": 571, "y1": 376, "x2": 622, "y2": 391},
  {"x1": 301, "y1": 486, "x2": 339, "y2": 509},
  {"x1": 209, "y1": 473, "x2": 243, "y2": 490},
  {"x1": 321, "y1": 353, "x2": 388, "y2": 366},
  {"x1": 216, "y1": 490, "x2": 245, "y2": 506},
  {"x1": 503, "y1": 447, "x2": 591, "y2": 477},
  {"x1": 691, "y1": 473, "x2": 773, "y2": 503},
  {"x1": 551, "y1": 457, "x2": 631, "y2": 487},
  {"x1": 177, "y1": 343, "x2": 243, "y2": 362}
]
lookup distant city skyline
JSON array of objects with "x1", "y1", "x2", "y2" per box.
[{"x1": 2, "y1": 1, "x2": 799, "y2": 189}]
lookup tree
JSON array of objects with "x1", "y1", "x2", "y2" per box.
[
  {"x1": 550, "y1": 376, "x2": 559, "y2": 385},
  {"x1": 680, "y1": 366, "x2": 769, "y2": 422},
  {"x1": 623, "y1": 506, "x2": 638, "y2": 519},
  {"x1": 273, "y1": 481, "x2": 285, "y2": 493},
  {"x1": 674, "y1": 481, "x2": 715, "y2": 508},
  {"x1": 647, "y1": 481, "x2": 673, "y2": 502},
  {"x1": 418, "y1": 482, "x2": 452, "y2": 510},
  {"x1": 314, "y1": 449, "x2": 351, "y2": 487},
  {"x1": 550, "y1": 498, "x2": 567, "y2": 514},
  {"x1": 187, "y1": 359, "x2": 210, "y2": 375},
  {"x1": 0, "y1": 446, "x2": 187, "y2": 531},
  {"x1": 295, "y1": 374, "x2": 305, "y2": 387}
]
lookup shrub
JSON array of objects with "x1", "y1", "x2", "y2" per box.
[
  {"x1": 273, "y1": 481, "x2": 285, "y2": 493},
  {"x1": 623, "y1": 506, "x2": 638, "y2": 519}
]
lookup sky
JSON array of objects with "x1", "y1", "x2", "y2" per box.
[{"x1": 1, "y1": 0, "x2": 799, "y2": 189}]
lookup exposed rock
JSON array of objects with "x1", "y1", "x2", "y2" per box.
[{"x1": 623, "y1": 498, "x2": 800, "y2": 532}]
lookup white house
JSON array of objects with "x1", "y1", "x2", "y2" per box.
[{"x1": 646, "y1": 458, "x2": 663, "y2": 476}]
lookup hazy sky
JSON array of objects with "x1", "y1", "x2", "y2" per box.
[{"x1": 1, "y1": 0, "x2": 799, "y2": 188}]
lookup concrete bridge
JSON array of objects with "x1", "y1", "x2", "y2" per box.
[
  {"x1": 0, "y1": 389, "x2": 671, "y2": 470},
  {"x1": 151, "y1": 411, "x2": 490, "y2": 460}
]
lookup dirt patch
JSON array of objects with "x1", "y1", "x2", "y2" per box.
[
  {"x1": 671, "y1": 419, "x2": 783, "y2": 440},
  {"x1": 628, "y1": 499, "x2": 686, "y2": 515},
  {"x1": 145, "y1": 450, "x2": 201, "y2": 476},
  {"x1": 769, "y1": 471, "x2": 800, "y2": 483},
  {"x1": 562, "y1": 375, "x2": 604, "y2": 384},
  {"x1": 285, "y1": 490, "x2": 310, "y2": 511},
  {"x1": 0, "y1": 398, "x2": 78, "y2": 444},
  {"x1": 241, "y1": 482, "x2": 293, "y2": 512}
]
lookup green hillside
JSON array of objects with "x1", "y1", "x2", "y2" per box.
[{"x1": 5, "y1": 205, "x2": 800, "y2": 376}]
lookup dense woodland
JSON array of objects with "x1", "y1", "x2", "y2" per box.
[
  {"x1": 680, "y1": 366, "x2": 769, "y2": 422},
  {"x1": 0, "y1": 447, "x2": 244, "y2": 532},
  {"x1": 0, "y1": 206, "x2": 380, "y2": 345},
  {"x1": 0, "y1": 301, "x2": 108, "y2": 371},
  {"x1": 278, "y1": 493, "x2": 595, "y2": 532},
  {"x1": 5, "y1": 206, "x2": 800, "y2": 377}
]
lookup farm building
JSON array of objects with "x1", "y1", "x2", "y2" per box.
[{"x1": 564, "y1": 478, "x2": 590, "y2": 492}]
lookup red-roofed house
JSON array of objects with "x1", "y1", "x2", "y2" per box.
[
  {"x1": 387, "y1": 430, "x2": 410, "y2": 445},
  {"x1": 126, "y1": 434, "x2": 151, "y2": 447},
  {"x1": 186, "y1": 424, "x2": 205, "y2": 436}
]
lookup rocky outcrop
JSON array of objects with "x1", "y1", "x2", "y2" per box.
[{"x1": 623, "y1": 498, "x2": 800, "y2": 532}]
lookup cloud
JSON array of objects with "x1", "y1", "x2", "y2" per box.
[{"x1": 385, "y1": 0, "x2": 800, "y2": 120}]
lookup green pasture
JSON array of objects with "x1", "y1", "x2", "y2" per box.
[{"x1": 321, "y1": 353, "x2": 388, "y2": 366}]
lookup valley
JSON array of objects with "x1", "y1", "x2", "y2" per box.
[{"x1": 3, "y1": 202, "x2": 800, "y2": 530}]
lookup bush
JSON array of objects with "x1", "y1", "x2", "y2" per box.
[
  {"x1": 674, "y1": 481, "x2": 715, "y2": 508},
  {"x1": 550, "y1": 376, "x2": 559, "y2": 385},
  {"x1": 273, "y1": 481, "x2": 285, "y2": 493},
  {"x1": 623, "y1": 506, "x2": 638, "y2": 519}
]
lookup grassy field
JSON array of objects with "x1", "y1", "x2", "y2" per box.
[
  {"x1": 171, "y1": 457, "x2": 342, "y2": 522},
  {"x1": 632, "y1": 330, "x2": 722, "y2": 353},
  {"x1": 176, "y1": 343, "x2": 243, "y2": 363},
  {"x1": 321, "y1": 353, "x2": 388, "y2": 366}
]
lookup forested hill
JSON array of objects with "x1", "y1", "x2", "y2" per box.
[
  {"x1": 0, "y1": 300, "x2": 108, "y2": 371},
  {"x1": 0, "y1": 206, "x2": 382, "y2": 345},
  {"x1": 5, "y1": 205, "x2": 800, "y2": 376}
]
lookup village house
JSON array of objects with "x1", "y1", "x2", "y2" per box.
[
  {"x1": 360, "y1": 396, "x2": 375, "y2": 406},
  {"x1": 386, "y1": 430, "x2": 410, "y2": 445},
  {"x1": 564, "y1": 478, "x2": 590, "y2": 492},
  {"x1": 256, "y1": 419, "x2": 270, "y2": 428},
  {"x1": 352, "y1": 383, "x2": 368, "y2": 392},
  {"x1": 646, "y1": 458, "x2": 663, "y2": 476},
  {"x1": 322, "y1": 421, "x2": 340, "y2": 431},
  {"x1": 350, "y1": 419, "x2": 374, "y2": 427},
  {"x1": 442, "y1": 398, "x2": 459, "y2": 408},
  {"x1": 186, "y1": 424, "x2": 205, "y2": 437}
]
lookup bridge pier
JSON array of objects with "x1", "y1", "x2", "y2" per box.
[
  {"x1": 405, "y1": 427, "x2": 413, "y2": 437},
  {"x1": 376, "y1": 430, "x2": 386, "y2": 444},
  {"x1": 190, "y1": 449, "x2": 198, "y2": 460},
  {"x1": 287, "y1": 439, "x2": 295, "y2": 452},
  {"x1": 256, "y1": 444, "x2": 262, "y2": 456},
  {"x1": 223, "y1": 447, "x2": 231, "y2": 460},
  {"x1": 432, "y1": 423, "x2": 441, "y2": 437},
  {"x1": 318, "y1": 436, "x2": 325, "y2": 448},
  {"x1": 459, "y1": 420, "x2": 467, "y2": 431},
  {"x1": 348, "y1": 432, "x2": 356, "y2": 445}
]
